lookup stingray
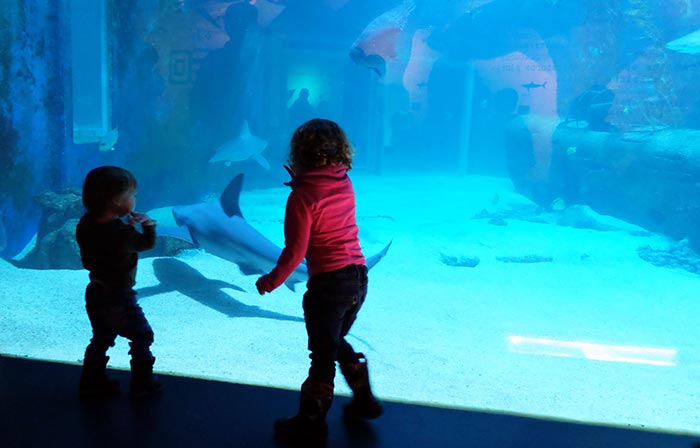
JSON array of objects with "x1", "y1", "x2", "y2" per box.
[
  {"x1": 352, "y1": 0, "x2": 653, "y2": 110},
  {"x1": 349, "y1": 0, "x2": 417, "y2": 77},
  {"x1": 158, "y1": 174, "x2": 391, "y2": 291}
]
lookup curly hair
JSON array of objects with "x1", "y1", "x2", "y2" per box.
[
  {"x1": 289, "y1": 119, "x2": 354, "y2": 173},
  {"x1": 82, "y1": 166, "x2": 137, "y2": 215}
]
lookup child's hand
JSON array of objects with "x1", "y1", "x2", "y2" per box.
[
  {"x1": 283, "y1": 164, "x2": 295, "y2": 186},
  {"x1": 128, "y1": 212, "x2": 156, "y2": 227},
  {"x1": 255, "y1": 277, "x2": 267, "y2": 295}
]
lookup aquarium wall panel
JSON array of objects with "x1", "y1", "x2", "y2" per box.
[
  {"x1": 70, "y1": 0, "x2": 111, "y2": 145},
  {"x1": 2, "y1": 0, "x2": 700, "y2": 436},
  {"x1": 1, "y1": 0, "x2": 68, "y2": 257}
]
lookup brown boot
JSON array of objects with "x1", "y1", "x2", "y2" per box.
[
  {"x1": 340, "y1": 353, "x2": 383, "y2": 419},
  {"x1": 274, "y1": 379, "x2": 333, "y2": 445},
  {"x1": 79, "y1": 355, "x2": 120, "y2": 399}
]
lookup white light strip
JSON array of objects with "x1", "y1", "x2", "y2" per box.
[{"x1": 508, "y1": 336, "x2": 677, "y2": 366}]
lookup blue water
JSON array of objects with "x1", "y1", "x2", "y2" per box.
[{"x1": 1, "y1": 0, "x2": 700, "y2": 433}]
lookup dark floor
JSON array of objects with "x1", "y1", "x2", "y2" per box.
[{"x1": 1, "y1": 355, "x2": 698, "y2": 448}]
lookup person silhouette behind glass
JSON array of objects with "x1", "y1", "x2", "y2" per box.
[
  {"x1": 493, "y1": 88, "x2": 536, "y2": 196},
  {"x1": 190, "y1": 2, "x2": 259, "y2": 158},
  {"x1": 288, "y1": 88, "x2": 316, "y2": 131}
]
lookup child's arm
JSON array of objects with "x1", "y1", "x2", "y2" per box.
[
  {"x1": 128, "y1": 212, "x2": 156, "y2": 227},
  {"x1": 121, "y1": 212, "x2": 157, "y2": 252},
  {"x1": 256, "y1": 192, "x2": 311, "y2": 294}
]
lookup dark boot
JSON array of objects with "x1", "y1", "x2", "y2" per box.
[
  {"x1": 274, "y1": 380, "x2": 333, "y2": 445},
  {"x1": 130, "y1": 357, "x2": 163, "y2": 398},
  {"x1": 340, "y1": 353, "x2": 383, "y2": 419},
  {"x1": 79, "y1": 355, "x2": 120, "y2": 399}
]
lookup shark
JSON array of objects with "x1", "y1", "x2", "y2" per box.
[
  {"x1": 209, "y1": 121, "x2": 270, "y2": 170},
  {"x1": 666, "y1": 28, "x2": 700, "y2": 54},
  {"x1": 522, "y1": 81, "x2": 547, "y2": 91},
  {"x1": 158, "y1": 174, "x2": 391, "y2": 291}
]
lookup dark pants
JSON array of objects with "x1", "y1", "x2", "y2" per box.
[
  {"x1": 303, "y1": 264, "x2": 367, "y2": 385},
  {"x1": 83, "y1": 282, "x2": 154, "y2": 364}
]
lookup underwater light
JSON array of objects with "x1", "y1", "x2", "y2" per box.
[{"x1": 508, "y1": 336, "x2": 676, "y2": 366}]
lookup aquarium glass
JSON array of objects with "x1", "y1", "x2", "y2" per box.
[{"x1": 1, "y1": 0, "x2": 699, "y2": 435}]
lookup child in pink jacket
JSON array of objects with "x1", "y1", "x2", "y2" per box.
[{"x1": 256, "y1": 118, "x2": 383, "y2": 444}]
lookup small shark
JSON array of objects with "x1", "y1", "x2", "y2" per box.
[
  {"x1": 666, "y1": 29, "x2": 700, "y2": 54},
  {"x1": 158, "y1": 174, "x2": 391, "y2": 291},
  {"x1": 522, "y1": 81, "x2": 547, "y2": 91},
  {"x1": 209, "y1": 121, "x2": 270, "y2": 170}
]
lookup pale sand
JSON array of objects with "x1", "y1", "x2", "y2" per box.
[{"x1": 1, "y1": 174, "x2": 698, "y2": 434}]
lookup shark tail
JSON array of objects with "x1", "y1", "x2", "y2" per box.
[
  {"x1": 284, "y1": 279, "x2": 299, "y2": 292},
  {"x1": 253, "y1": 153, "x2": 271, "y2": 170},
  {"x1": 366, "y1": 241, "x2": 392, "y2": 270}
]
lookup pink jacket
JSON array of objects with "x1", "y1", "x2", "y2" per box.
[{"x1": 257, "y1": 165, "x2": 366, "y2": 292}]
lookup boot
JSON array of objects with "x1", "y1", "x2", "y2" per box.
[
  {"x1": 79, "y1": 355, "x2": 120, "y2": 399},
  {"x1": 340, "y1": 353, "x2": 383, "y2": 419},
  {"x1": 130, "y1": 357, "x2": 163, "y2": 398},
  {"x1": 274, "y1": 379, "x2": 333, "y2": 445}
]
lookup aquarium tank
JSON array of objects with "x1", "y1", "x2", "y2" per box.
[{"x1": 2, "y1": 0, "x2": 700, "y2": 436}]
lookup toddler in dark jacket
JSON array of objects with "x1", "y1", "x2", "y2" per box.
[{"x1": 76, "y1": 165, "x2": 162, "y2": 399}]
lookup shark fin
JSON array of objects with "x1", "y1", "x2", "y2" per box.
[
  {"x1": 253, "y1": 153, "x2": 271, "y2": 170},
  {"x1": 241, "y1": 120, "x2": 251, "y2": 138},
  {"x1": 284, "y1": 279, "x2": 298, "y2": 291},
  {"x1": 236, "y1": 261, "x2": 264, "y2": 276},
  {"x1": 220, "y1": 174, "x2": 245, "y2": 219},
  {"x1": 366, "y1": 240, "x2": 392, "y2": 270},
  {"x1": 157, "y1": 225, "x2": 195, "y2": 245}
]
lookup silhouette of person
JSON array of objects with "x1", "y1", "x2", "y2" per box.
[
  {"x1": 569, "y1": 84, "x2": 618, "y2": 132},
  {"x1": 494, "y1": 88, "x2": 536, "y2": 194},
  {"x1": 388, "y1": 105, "x2": 415, "y2": 157},
  {"x1": 289, "y1": 88, "x2": 315, "y2": 131},
  {"x1": 470, "y1": 87, "x2": 535, "y2": 192},
  {"x1": 549, "y1": 85, "x2": 619, "y2": 205},
  {"x1": 316, "y1": 94, "x2": 334, "y2": 121},
  {"x1": 190, "y1": 2, "x2": 259, "y2": 154}
]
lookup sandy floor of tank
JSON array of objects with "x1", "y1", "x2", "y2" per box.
[{"x1": 1, "y1": 174, "x2": 698, "y2": 435}]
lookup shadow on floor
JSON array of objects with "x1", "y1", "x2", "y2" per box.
[{"x1": 0, "y1": 355, "x2": 697, "y2": 448}]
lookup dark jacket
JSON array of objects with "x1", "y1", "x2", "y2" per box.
[{"x1": 76, "y1": 215, "x2": 156, "y2": 289}]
